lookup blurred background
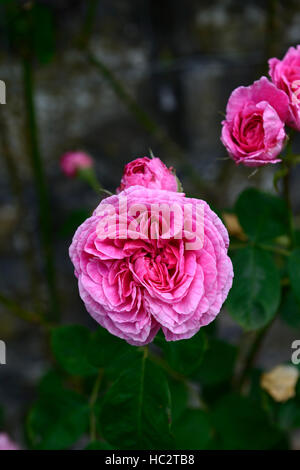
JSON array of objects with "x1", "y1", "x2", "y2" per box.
[{"x1": 0, "y1": 0, "x2": 300, "y2": 448}]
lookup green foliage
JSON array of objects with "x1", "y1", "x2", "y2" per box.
[
  {"x1": 194, "y1": 338, "x2": 237, "y2": 386},
  {"x1": 88, "y1": 326, "x2": 132, "y2": 370},
  {"x1": 288, "y1": 248, "x2": 300, "y2": 304},
  {"x1": 235, "y1": 188, "x2": 288, "y2": 242},
  {"x1": 277, "y1": 376, "x2": 300, "y2": 430},
  {"x1": 227, "y1": 247, "x2": 281, "y2": 330},
  {"x1": 212, "y1": 394, "x2": 284, "y2": 450},
  {"x1": 162, "y1": 330, "x2": 207, "y2": 376},
  {"x1": 277, "y1": 399, "x2": 300, "y2": 431},
  {"x1": 172, "y1": 409, "x2": 213, "y2": 450},
  {"x1": 27, "y1": 371, "x2": 89, "y2": 450},
  {"x1": 51, "y1": 325, "x2": 98, "y2": 377},
  {"x1": 168, "y1": 380, "x2": 188, "y2": 422},
  {"x1": 280, "y1": 289, "x2": 300, "y2": 329},
  {"x1": 99, "y1": 348, "x2": 173, "y2": 449}
]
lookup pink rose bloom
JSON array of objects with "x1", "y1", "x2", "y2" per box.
[
  {"x1": 117, "y1": 157, "x2": 178, "y2": 193},
  {"x1": 269, "y1": 45, "x2": 300, "y2": 130},
  {"x1": 60, "y1": 151, "x2": 94, "y2": 178},
  {"x1": 0, "y1": 433, "x2": 19, "y2": 450},
  {"x1": 221, "y1": 77, "x2": 289, "y2": 167},
  {"x1": 69, "y1": 186, "x2": 233, "y2": 345}
]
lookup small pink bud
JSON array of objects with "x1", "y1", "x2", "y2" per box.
[{"x1": 60, "y1": 151, "x2": 94, "y2": 178}]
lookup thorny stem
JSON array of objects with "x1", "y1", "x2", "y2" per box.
[
  {"x1": 77, "y1": 168, "x2": 113, "y2": 196},
  {"x1": 0, "y1": 108, "x2": 41, "y2": 311},
  {"x1": 22, "y1": 57, "x2": 60, "y2": 321},
  {"x1": 78, "y1": 0, "x2": 99, "y2": 48},
  {"x1": 85, "y1": 51, "x2": 210, "y2": 196},
  {"x1": 0, "y1": 293, "x2": 50, "y2": 328},
  {"x1": 234, "y1": 323, "x2": 273, "y2": 391},
  {"x1": 75, "y1": 1, "x2": 207, "y2": 196}
]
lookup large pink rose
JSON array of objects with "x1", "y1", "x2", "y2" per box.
[
  {"x1": 269, "y1": 45, "x2": 300, "y2": 130},
  {"x1": 221, "y1": 77, "x2": 289, "y2": 167},
  {"x1": 117, "y1": 157, "x2": 178, "y2": 192},
  {"x1": 69, "y1": 186, "x2": 233, "y2": 345},
  {"x1": 0, "y1": 433, "x2": 19, "y2": 451}
]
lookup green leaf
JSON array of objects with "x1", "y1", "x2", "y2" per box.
[
  {"x1": 212, "y1": 394, "x2": 284, "y2": 450},
  {"x1": 294, "y1": 230, "x2": 300, "y2": 248},
  {"x1": 27, "y1": 379, "x2": 89, "y2": 450},
  {"x1": 235, "y1": 188, "x2": 288, "y2": 242},
  {"x1": 227, "y1": 247, "x2": 280, "y2": 330},
  {"x1": 288, "y1": 249, "x2": 300, "y2": 304},
  {"x1": 194, "y1": 338, "x2": 237, "y2": 386},
  {"x1": 51, "y1": 325, "x2": 97, "y2": 377},
  {"x1": 277, "y1": 399, "x2": 300, "y2": 431},
  {"x1": 87, "y1": 327, "x2": 132, "y2": 370},
  {"x1": 280, "y1": 289, "x2": 300, "y2": 329},
  {"x1": 162, "y1": 330, "x2": 207, "y2": 376},
  {"x1": 38, "y1": 370, "x2": 63, "y2": 395},
  {"x1": 173, "y1": 409, "x2": 213, "y2": 450},
  {"x1": 99, "y1": 349, "x2": 173, "y2": 449},
  {"x1": 168, "y1": 379, "x2": 188, "y2": 422}
]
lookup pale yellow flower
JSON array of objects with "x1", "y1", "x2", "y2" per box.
[{"x1": 261, "y1": 365, "x2": 299, "y2": 402}]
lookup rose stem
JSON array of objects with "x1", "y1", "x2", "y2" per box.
[{"x1": 22, "y1": 56, "x2": 60, "y2": 321}]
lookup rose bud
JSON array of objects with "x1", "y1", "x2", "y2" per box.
[
  {"x1": 60, "y1": 151, "x2": 94, "y2": 178},
  {"x1": 117, "y1": 156, "x2": 178, "y2": 193}
]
